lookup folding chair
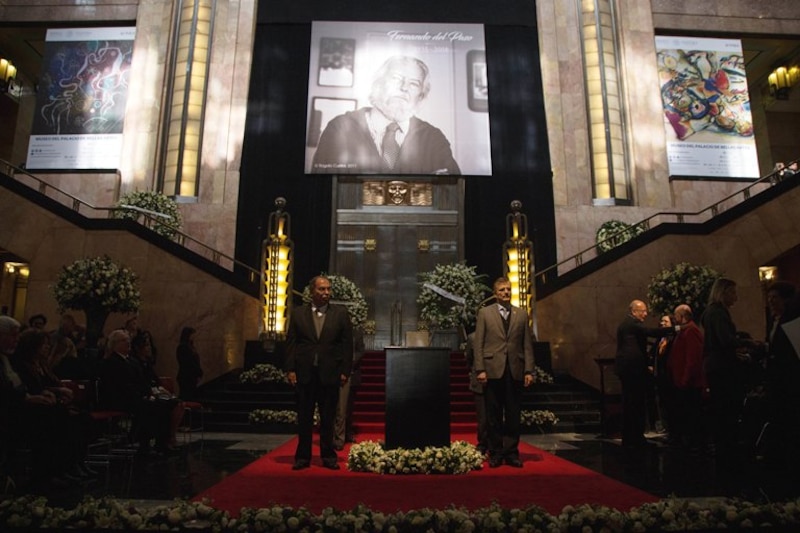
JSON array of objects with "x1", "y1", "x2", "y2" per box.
[{"x1": 158, "y1": 376, "x2": 205, "y2": 448}]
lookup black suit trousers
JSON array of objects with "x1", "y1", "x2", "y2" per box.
[
  {"x1": 484, "y1": 365, "x2": 523, "y2": 460},
  {"x1": 618, "y1": 365, "x2": 649, "y2": 445},
  {"x1": 295, "y1": 368, "x2": 339, "y2": 462}
]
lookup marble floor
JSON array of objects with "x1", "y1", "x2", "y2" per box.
[{"x1": 8, "y1": 430, "x2": 798, "y2": 510}]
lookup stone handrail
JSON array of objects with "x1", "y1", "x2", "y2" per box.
[
  {"x1": 0, "y1": 158, "x2": 261, "y2": 282},
  {"x1": 534, "y1": 161, "x2": 799, "y2": 285}
]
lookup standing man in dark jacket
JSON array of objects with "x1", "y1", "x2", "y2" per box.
[
  {"x1": 286, "y1": 276, "x2": 353, "y2": 470},
  {"x1": 615, "y1": 300, "x2": 677, "y2": 448}
]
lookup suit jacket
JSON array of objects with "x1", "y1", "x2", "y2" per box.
[
  {"x1": 473, "y1": 304, "x2": 534, "y2": 381},
  {"x1": 615, "y1": 315, "x2": 674, "y2": 377},
  {"x1": 285, "y1": 304, "x2": 353, "y2": 386},
  {"x1": 98, "y1": 352, "x2": 148, "y2": 411},
  {"x1": 311, "y1": 108, "x2": 461, "y2": 175}
]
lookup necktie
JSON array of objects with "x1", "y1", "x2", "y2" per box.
[{"x1": 381, "y1": 122, "x2": 401, "y2": 170}]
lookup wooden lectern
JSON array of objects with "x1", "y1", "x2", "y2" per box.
[{"x1": 384, "y1": 347, "x2": 451, "y2": 449}]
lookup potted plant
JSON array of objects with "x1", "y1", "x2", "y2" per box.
[
  {"x1": 51, "y1": 255, "x2": 141, "y2": 353},
  {"x1": 595, "y1": 219, "x2": 645, "y2": 253},
  {"x1": 647, "y1": 262, "x2": 722, "y2": 319},
  {"x1": 417, "y1": 262, "x2": 489, "y2": 348},
  {"x1": 113, "y1": 190, "x2": 182, "y2": 239}
]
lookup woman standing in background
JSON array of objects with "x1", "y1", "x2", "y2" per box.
[{"x1": 176, "y1": 327, "x2": 203, "y2": 401}]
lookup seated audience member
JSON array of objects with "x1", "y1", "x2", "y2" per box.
[
  {"x1": 28, "y1": 314, "x2": 48, "y2": 331},
  {"x1": 50, "y1": 336, "x2": 89, "y2": 381},
  {"x1": 124, "y1": 316, "x2": 158, "y2": 363},
  {"x1": 99, "y1": 329, "x2": 174, "y2": 457},
  {"x1": 7, "y1": 325, "x2": 91, "y2": 486},
  {"x1": 51, "y1": 314, "x2": 87, "y2": 357},
  {"x1": 131, "y1": 333, "x2": 182, "y2": 450}
]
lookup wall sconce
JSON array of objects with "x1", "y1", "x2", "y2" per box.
[
  {"x1": 260, "y1": 197, "x2": 293, "y2": 341},
  {"x1": 503, "y1": 200, "x2": 534, "y2": 330},
  {"x1": 0, "y1": 57, "x2": 17, "y2": 93},
  {"x1": 758, "y1": 265, "x2": 778, "y2": 285},
  {"x1": 768, "y1": 65, "x2": 799, "y2": 100}
]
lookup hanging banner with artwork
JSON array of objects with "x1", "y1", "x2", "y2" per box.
[
  {"x1": 305, "y1": 21, "x2": 491, "y2": 176},
  {"x1": 26, "y1": 27, "x2": 136, "y2": 170},
  {"x1": 656, "y1": 36, "x2": 759, "y2": 180}
]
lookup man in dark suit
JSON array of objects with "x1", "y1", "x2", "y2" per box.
[
  {"x1": 286, "y1": 276, "x2": 354, "y2": 470},
  {"x1": 615, "y1": 300, "x2": 677, "y2": 448},
  {"x1": 99, "y1": 329, "x2": 173, "y2": 456},
  {"x1": 473, "y1": 277, "x2": 535, "y2": 468}
]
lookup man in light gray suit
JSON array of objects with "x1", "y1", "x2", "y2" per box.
[{"x1": 473, "y1": 277, "x2": 535, "y2": 467}]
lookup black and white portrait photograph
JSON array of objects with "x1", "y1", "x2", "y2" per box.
[{"x1": 305, "y1": 21, "x2": 492, "y2": 176}]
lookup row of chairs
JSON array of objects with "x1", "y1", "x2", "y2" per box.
[
  {"x1": 157, "y1": 376, "x2": 205, "y2": 447},
  {"x1": 59, "y1": 379, "x2": 136, "y2": 490}
]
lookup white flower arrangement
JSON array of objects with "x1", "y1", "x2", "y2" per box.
[
  {"x1": 596, "y1": 219, "x2": 645, "y2": 253},
  {"x1": 647, "y1": 262, "x2": 722, "y2": 319},
  {"x1": 248, "y1": 407, "x2": 320, "y2": 426},
  {"x1": 4, "y1": 494, "x2": 800, "y2": 531},
  {"x1": 520, "y1": 409, "x2": 559, "y2": 428},
  {"x1": 302, "y1": 274, "x2": 368, "y2": 330},
  {"x1": 113, "y1": 190, "x2": 182, "y2": 239},
  {"x1": 533, "y1": 367, "x2": 554, "y2": 384},
  {"x1": 51, "y1": 255, "x2": 140, "y2": 314},
  {"x1": 347, "y1": 440, "x2": 484, "y2": 475},
  {"x1": 239, "y1": 363, "x2": 288, "y2": 385},
  {"x1": 362, "y1": 319, "x2": 377, "y2": 336},
  {"x1": 417, "y1": 262, "x2": 490, "y2": 330},
  {"x1": 248, "y1": 409, "x2": 297, "y2": 424}
]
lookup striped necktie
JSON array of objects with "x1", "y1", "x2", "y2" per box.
[{"x1": 381, "y1": 122, "x2": 401, "y2": 169}]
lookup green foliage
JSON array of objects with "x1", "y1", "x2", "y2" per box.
[
  {"x1": 114, "y1": 190, "x2": 182, "y2": 238},
  {"x1": 647, "y1": 262, "x2": 722, "y2": 319},
  {"x1": 596, "y1": 219, "x2": 645, "y2": 253},
  {"x1": 417, "y1": 262, "x2": 490, "y2": 330}
]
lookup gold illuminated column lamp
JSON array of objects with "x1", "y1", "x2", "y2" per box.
[
  {"x1": 0, "y1": 57, "x2": 17, "y2": 93},
  {"x1": 160, "y1": 0, "x2": 215, "y2": 199},
  {"x1": 579, "y1": 0, "x2": 631, "y2": 204},
  {"x1": 503, "y1": 200, "x2": 535, "y2": 331},
  {"x1": 260, "y1": 197, "x2": 293, "y2": 343}
]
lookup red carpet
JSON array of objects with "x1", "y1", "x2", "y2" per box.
[{"x1": 195, "y1": 434, "x2": 659, "y2": 515}]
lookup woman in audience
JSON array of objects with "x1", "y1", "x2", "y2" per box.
[
  {"x1": 130, "y1": 333, "x2": 183, "y2": 451},
  {"x1": 11, "y1": 329, "x2": 92, "y2": 485}
]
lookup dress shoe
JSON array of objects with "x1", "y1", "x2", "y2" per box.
[
  {"x1": 322, "y1": 460, "x2": 340, "y2": 470},
  {"x1": 291, "y1": 460, "x2": 310, "y2": 470},
  {"x1": 488, "y1": 457, "x2": 503, "y2": 468},
  {"x1": 505, "y1": 458, "x2": 523, "y2": 468}
]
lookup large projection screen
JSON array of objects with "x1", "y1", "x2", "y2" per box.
[
  {"x1": 26, "y1": 27, "x2": 135, "y2": 170},
  {"x1": 305, "y1": 21, "x2": 491, "y2": 176}
]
